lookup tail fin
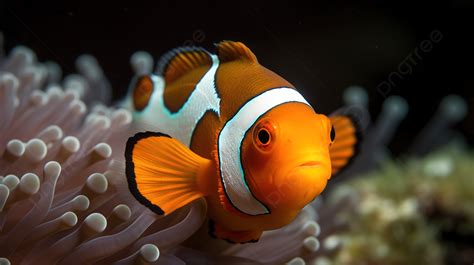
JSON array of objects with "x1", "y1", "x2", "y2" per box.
[
  {"x1": 329, "y1": 107, "x2": 368, "y2": 175},
  {"x1": 125, "y1": 131, "x2": 211, "y2": 215}
]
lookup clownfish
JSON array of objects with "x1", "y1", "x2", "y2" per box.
[{"x1": 124, "y1": 41, "x2": 360, "y2": 243}]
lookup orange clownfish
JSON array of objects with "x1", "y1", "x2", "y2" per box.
[{"x1": 124, "y1": 41, "x2": 360, "y2": 243}]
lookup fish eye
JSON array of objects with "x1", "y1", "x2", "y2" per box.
[
  {"x1": 253, "y1": 119, "x2": 276, "y2": 151},
  {"x1": 257, "y1": 128, "x2": 271, "y2": 145},
  {"x1": 330, "y1": 125, "x2": 336, "y2": 143}
]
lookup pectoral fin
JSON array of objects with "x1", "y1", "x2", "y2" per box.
[
  {"x1": 125, "y1": 131, "x2": 212, "y2": 215},
  {"x1": 329, "y1": 110, "x2": 366, "y2": 175}
]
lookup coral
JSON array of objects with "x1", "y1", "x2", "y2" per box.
[
  {"x1": 0, "y1": 40, "x2": 323, "y2": 264},
  {"x1": 314, "y1": 146, "x2": 474, "y2": 265}
]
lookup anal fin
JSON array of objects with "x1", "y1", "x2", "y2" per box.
[{"x1": 209, "y1": 219, "x2": 262, "y2": 244}]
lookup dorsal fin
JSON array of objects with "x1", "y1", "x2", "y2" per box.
[
  {"x1": 156, "y1": 46, "x2": 212, "y2": 84},
  {"x1": 216, "y1": 41, "x2": 258, "y2": 64}
]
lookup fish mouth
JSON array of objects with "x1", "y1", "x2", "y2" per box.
[
  {"x1": 298, "y1": 161, "x2": 321, "y2": 168},
  {"x1": 282, "y1": 160, "x2": 329, "y2": 208},
  {"x1": 289, "y1": 161, "x2": 325, "y2": 181},
  {"x1": 290, "y1": 160, "x2": 329, "y2": 181}
]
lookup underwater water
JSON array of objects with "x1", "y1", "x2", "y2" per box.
[
  {"x1": 1, "y1": 2, "x2": 473, "y2": 264},
  {"x1": 0, "y1": 37, "x2": 472, "y2": 264}
]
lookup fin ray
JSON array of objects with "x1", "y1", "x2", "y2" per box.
[
  {"x1": 216, "y1": 41, "x2": 258, "y2": 63},
  {"x1": 329, "y1": 149, "x2": 355, "y2": 159},
  {"x1": 156, "y1": 46, "x2": 211, "y2": 84}
]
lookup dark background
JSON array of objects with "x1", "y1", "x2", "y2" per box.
[{"x1": 1, "y1": 0, "x2": 473, "y2": 154}]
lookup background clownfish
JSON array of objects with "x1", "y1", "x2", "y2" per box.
[{"x1": 124, "y1": 41, "x2": 361, "y2": 243}]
